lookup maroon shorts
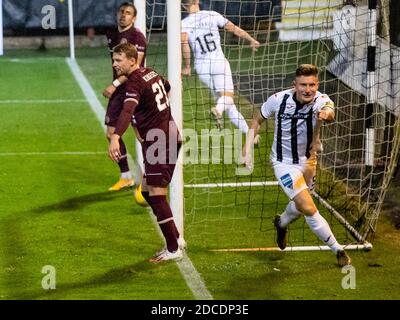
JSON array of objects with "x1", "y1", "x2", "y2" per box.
[
  {"x1": 105, "y1": 85, "x2": 126, "y2": 127},
  {"x1": 142, "y1": 141, "x2": 182, "y2": 187}
]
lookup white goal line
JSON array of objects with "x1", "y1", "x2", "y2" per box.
[
  {"x1": 184, "y1": 181, "x2": 279, "y2": 188},
  {"x1": 210, "y1": 243, "x2": 373, "y2": 252}
]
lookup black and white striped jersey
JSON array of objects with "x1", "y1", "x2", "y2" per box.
[{"x1": 260, "y1": 88, "x2": 334, "y2": 165}]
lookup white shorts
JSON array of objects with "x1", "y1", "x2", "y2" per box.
[
  {"x1": 273, "y1": 156, "x2": 317, "y2": 200},
  {"x1": 195, "y1": 57, "x2": 234, "y2": 93}
]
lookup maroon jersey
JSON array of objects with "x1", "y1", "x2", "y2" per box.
[
  {"x1": 115, "y1": 67, "x2": 181, "y2": 185},
  {"x1": 106, "y1": 27, "x2": 147, "y2": 78},
  {"x1": 114, "y1": 67, "x2": 177, "y2": 143}
]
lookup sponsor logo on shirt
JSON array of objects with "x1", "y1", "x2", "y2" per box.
[
  {"x1": 279, "y1": 113, "x2": 310, "y2": 120},
  {"x1": 280, "y1": 173, "x2": 293, "y2": 189}
]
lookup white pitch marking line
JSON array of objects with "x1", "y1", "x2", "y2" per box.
[
  {"x1": 66, "y1": 57, "x2": 213, "y2": 300},
  {"x1": 0, "y1": 99, "x2": 87, "y2": 104},
  {"x1": 185, "y1": 181, "x2": 279, "y2": 188},
  {"x1": 0, "y1": 151, "x2": 105, "y2": 156}
]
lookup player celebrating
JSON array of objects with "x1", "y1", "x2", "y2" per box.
[
  {"x1": 102, "y1": 2, "x2": 147, "y2": 191},
  {"x1": 181, "y1": 0, "x2": 260, "y2": 138},
  {"x1": 108, "y1": 43, "x2": 184, "y2": 263},
  {"x1": 243, "y1": 64, "x2": 351, "y2": 267}
]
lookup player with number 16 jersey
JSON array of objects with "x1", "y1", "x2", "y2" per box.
[{"x1": 181, "y1": 0, "x2": 260, "y2": 137}]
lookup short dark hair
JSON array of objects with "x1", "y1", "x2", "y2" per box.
[
  {"x1": 113, "y1": 43, "x2": 138, "y2": 60},
  {"x1": 182, "y1": 0, "x2": 199, "y2": 5},
  {"x1": 295, "y1": 64, "x2": 319, "y2": 78},
  {"x1": 119, "y1": 2, "x2": 137, "y2": 17}
]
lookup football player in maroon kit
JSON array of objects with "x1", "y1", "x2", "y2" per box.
[
  {"x1": 103, "y1": 2, "x2": 147, "y2": 191},
  {"x1": 108, "y1": 43, "x2": 185, "y2": 263}
]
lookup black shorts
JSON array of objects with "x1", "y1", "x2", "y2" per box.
[{"x1": 105, "y1": 85, "x2": 125, "y2": 127}]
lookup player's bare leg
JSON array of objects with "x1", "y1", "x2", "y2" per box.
[{"x1": 106, "y1": 126, "x2": 134, "y2": 191}]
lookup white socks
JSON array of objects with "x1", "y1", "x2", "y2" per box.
[
  {"x1": 215, "y1": 96, "x2": 249, "y2": 134},
  {"x1": 280, "y1": 201, "x2": 302, "y2": 228},
  {"x1": 121, "y1": 171, "x2": 132, "y2": 180},
  {"x1": 304, "y1": 211, "x2": 342, "y2": 253},
  {"x1": 227, "y1": 105, "x2": 249, "y2": 134}
]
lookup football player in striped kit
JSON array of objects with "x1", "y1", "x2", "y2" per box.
[{"x1": 243, "y1": 64, "x2": 351, "y2": 267}]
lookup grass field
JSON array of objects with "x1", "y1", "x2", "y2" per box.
[{"x1": 1, "y1": 47, "x2": 400, "y2": 300}]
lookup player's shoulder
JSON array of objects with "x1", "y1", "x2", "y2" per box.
[
  {"x1": 182, "y1": 12, "x2": 194, "y2": 25},
  {"x1": 136, "y1": 67, "x2": 162, "y2": 83},
  {"x1": 204, "y1": 10, "x2": 226, "y2": 22},
  {"x1": 130, "y1": 26, "x2": 145, "y2": 36},
  {"x1": 125, "y1": 27, "x2": 145, "y2": 39},
  {"x1": 271, "y1": 88, "x2": 293, "y2": 102},
  {"x1": 205, "y1": 10, "x2": 223, "y2": 17}
]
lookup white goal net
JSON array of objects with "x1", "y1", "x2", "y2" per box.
[{"x1": 143, "y1": 0, "x2": 399, "y2": 251}]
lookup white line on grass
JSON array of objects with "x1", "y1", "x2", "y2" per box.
[
  {"x1": 0, "y1": 99, "x2": 87, "y2": 104},
  {"x1": 185, "y1": 181, "x2": 279, "y2": 188},
  {"x1": 66, "y1": 58, "x2": 213, "y2": 300},
  {"x1": 0, "y1": 151, "x2": 105, "y2": 156},
  {"x1": 66, "y1": 58, "x2": 107, "y2": 130}
]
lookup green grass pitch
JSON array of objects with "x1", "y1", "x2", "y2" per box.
[{"x1": 0, "y1": 47, "x2": 399, "y2": 300}]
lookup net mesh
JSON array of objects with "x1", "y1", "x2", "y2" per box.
[{"x1": 144, "y1": 0, "x2": 399, "y2": 249}]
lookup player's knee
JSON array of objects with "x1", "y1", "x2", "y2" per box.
[
  {"x1": 216, "y1": 95, "x2": 234, "y2": 113},
  {"x1": 293, "y1": 191, "x2": 317, "y2": 215},
  {"x1": 217, "y1": 95, "x2": 234, "y2": 105},
  {"x1": 288, "y1": 201, "x2": 302, "y2": 217},
  {"x1": 296, "y1": 202, "x2": 317, "y2": 216}
]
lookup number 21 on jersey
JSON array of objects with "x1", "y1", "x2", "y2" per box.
[{"x1": 152, "y1": 80, "x2": 170, "y2": 111}]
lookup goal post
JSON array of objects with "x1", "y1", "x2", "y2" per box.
[
  {"x1": 135, "y1": 0, "x2": 184, "y2": 235},
  {"x1": 0, "y1": 0, "x2": 3, "y2": 56},
  {"x1": 167, "y1": 0, "x2": 184, "y2": 235},
  {"x1": 68, "y1": 0, "x2": 75, "y2": 60},
  {"x1": 133, "y1": 0, "x2": 146, "y2": 183}
]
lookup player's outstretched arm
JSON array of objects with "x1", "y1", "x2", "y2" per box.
[
  {"x1": 317, "y1": 106, "x2": 335, "y2": 123},
  {"x1": 181, "y1": 32, "x2": 192, "y2": 76},
  {"x1": 224, "y1": 21, "x2": 260, "y2": 52},
  {"x1": 102, "y1": 75, "x2": 128, "y2": 98}
]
